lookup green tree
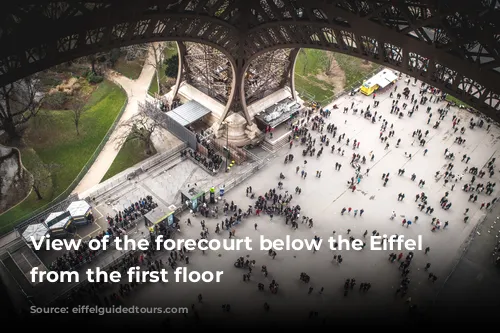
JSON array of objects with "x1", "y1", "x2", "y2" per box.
[{"x1": 164, "y1": 54, "x2": 179, "y2": 78}]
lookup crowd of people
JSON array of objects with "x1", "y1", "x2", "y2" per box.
[
  {"x1": 159, "y1": 98, "x2": 182, "y2": 112},
  {"x1": 189, "y1": 75, "x2": 498, "y2": 312},
  {"x1": 49, "y1": 232, "x2": 106, "y2": 272},
  {"x1": 182, "y1": 146, "x2": 223, "y2": 172},
  {"x1": 56, "y1": 244, "x2": 163, "y2": 306},
  {"x1": 49, "y1": 196, "x2": 158, "y2": 272},
  {"x1": 52, "y1": 72, "x2": 499, "y2": 323},
  {"x1": 106, "y1": 195, "x2": 158, "y2": 229}
]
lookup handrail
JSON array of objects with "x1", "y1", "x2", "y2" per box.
[{"x1": 78, "y1": 142, "x2": 187, "y2": 202}]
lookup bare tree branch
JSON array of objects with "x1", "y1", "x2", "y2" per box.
[
  {"x1": 147, "y1": 43, "x2": 167, "y2": 95},
  {"x1": 71, "y1": 98, "x2": 87, "y2": 136},
  {"x1": 0, "y1": 76, "x2": 41, "y2": 141},
  {"x1": 31, "y1": 162, "x2": 61, "y2": 200},
  {"x1": 122, "y1": 45, "x2": 148, "y2": 61},
  {"x1": 114, "y1": 99, "x2": 163, "y2": 155}
]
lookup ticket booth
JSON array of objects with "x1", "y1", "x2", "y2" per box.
[
  {"x1": 67, "y1": 200, "x2": 92, "y2": 225},
  {"x1": 44, "y1": 211, "x2": 73, "y2": 237},
  {"x1": 144, "y1": 206, "x2": 177, "y2": 233},
  {"x1": 181, "y1": 186, "x2": 206, "y2": 211},
  {"x1": 22, "y1": 223, "x2": 49, "y2": 247}
]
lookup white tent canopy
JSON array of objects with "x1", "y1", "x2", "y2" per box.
[
  {"x1": 67, "y1": 200, "x2": 91, "y2": 218},
  {"x1": 372, "y1": 69, "x2": 398, "y2": 88},
  {"x1": 45, "y1": 211, "x2": 72, "y2": 231},
  {"x1": 22, "y1": 223, "x2": 49, "y2": 243},
  {"x1": 363, "y1": 69, "x2": 398, "y2": 89}
]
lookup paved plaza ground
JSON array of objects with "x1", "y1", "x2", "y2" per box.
[
  {"x1": 29, "y1": 75, "x2": 500, "y2": 327},
  {"x1": 36, "y1": 76, "x2": 499, "y2": 321},
  {"x1": 431, "y1": 203, "x2": 500, "y2": 322}
]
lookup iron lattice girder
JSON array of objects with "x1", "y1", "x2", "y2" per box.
[
  {"x1": 0, "y1": 0, "x2": 500, "y2": 120},
  {"x1": 245, "y1": 48, "x2": 294, "y2": 103},
  {"x1": 182, "y1": 42, "x2": 233, "y2": 104}
]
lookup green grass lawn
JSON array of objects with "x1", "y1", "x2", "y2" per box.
[
  {"x1": 149, "y1": 72, "x2": 161, "y2": 96},
  {"x1": 294, "y1": 49, "x2": 335, "y2": 103},
  {"x1": 0, "y1": 80, "x2": 127, "y2": 230},
  {"x1": 294, "y1": 74, "x2": 334, "y2": 103},
  {"x1": 149, "y1": 44, "x2": 178, "y2": 95},
  {"x1": 101, "y1": 138, "x2": 156, "y2": 182},
  {"x1": 113, "y1": 57, "x2": 144, "y2": 80},
  {"x1": 332, "y1": 53, "x2": 379, "y2": 89},
  {"x1": 445, "y1": 94, "x2": 472, "y2": 109},
  {"x1": 293, "y1": 49, "x2": 380, "y2": 103},
  {"x1": 295, "y1": 49, "x2": 328, "y2": 76}
]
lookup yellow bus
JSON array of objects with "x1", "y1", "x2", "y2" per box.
[{"x1": 360, "y1": 69, "x2": 398, "y2": 96}]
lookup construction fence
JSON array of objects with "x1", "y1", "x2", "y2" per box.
[{"x1": 196, "y1": 138, "x2": 248, "y2": 166}]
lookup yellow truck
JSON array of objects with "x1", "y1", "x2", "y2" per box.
[{"x1": 360, "y1": 69, "x2": 398, "y2": 96}]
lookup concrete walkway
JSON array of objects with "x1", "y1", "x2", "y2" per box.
[{"x1": 72, "y1": 48, "x2": 157, "y2": 195}]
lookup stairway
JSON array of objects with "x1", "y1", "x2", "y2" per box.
[
  {"x1": 260, "y1": 140, "x2": 274, "y2": 153},
  {"x1": 260, "y1": 134, "x2": 289, "y2": 153}
]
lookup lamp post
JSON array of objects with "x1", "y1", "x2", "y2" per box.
[{"x1": 222, "y1": 121, "x2": 230, "y2": 171}]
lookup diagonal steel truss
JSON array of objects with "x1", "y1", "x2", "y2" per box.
[
  {"x1": 0, "y1": 0, "x2": 499, "y2": 124},
  {"x1": 181, "y1": 42, "x2": 233, "y2": 104},
  {"x1": 245, "y1": 48, "x2": 297, "y2": 105},
  {"x1": 177, "y1": 43, "x2": 297, "y2": 120}
]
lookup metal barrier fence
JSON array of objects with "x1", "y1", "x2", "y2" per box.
[
  {"x1": 188, "y1": 146, "x2": 219, "y2": 175},
  {"x1": 82, "y1": 142, "x2": 187, "y2": 201},
  {"x1": 208, "y1": 157, "x2": 269, "y2": 195},
  {"x1": 211, "y1": 139, "x2": 247, "y2": 165},
  {"x1": 242, "y1": 147, "x2": 262, "y2": 162},
  {"x1": 83, "y1": 173, "x2": 130, "y2": 201},
  {"x1": 140, "y1": 142, "x2": 187, "y2": 172},
  {"x1": 0, "y1": 93, "x2": 129, "y2": 236}
]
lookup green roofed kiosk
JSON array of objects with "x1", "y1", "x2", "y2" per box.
[
  {"x1": 144, "y1": 205, "x2": 178, "y2": 233},
  {"x1": 181, "y1": 185, "x2": 206, "y2": 212}
]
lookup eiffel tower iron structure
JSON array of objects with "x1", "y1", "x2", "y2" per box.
[{"x1": 1, "y1": 0, "x2": 500, "y2": 141}]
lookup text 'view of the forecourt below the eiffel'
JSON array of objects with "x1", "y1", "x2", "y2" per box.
[{"x1": 0, "y1": 0, "x2": 499, "y2": 329}]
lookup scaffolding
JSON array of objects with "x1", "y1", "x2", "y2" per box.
[
  {"x1": 183, "y1": 42, "x2": 232, "y2": 104},
  {"x1": 245, "y1": 49, "x2": 293, "y2": 104}
]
